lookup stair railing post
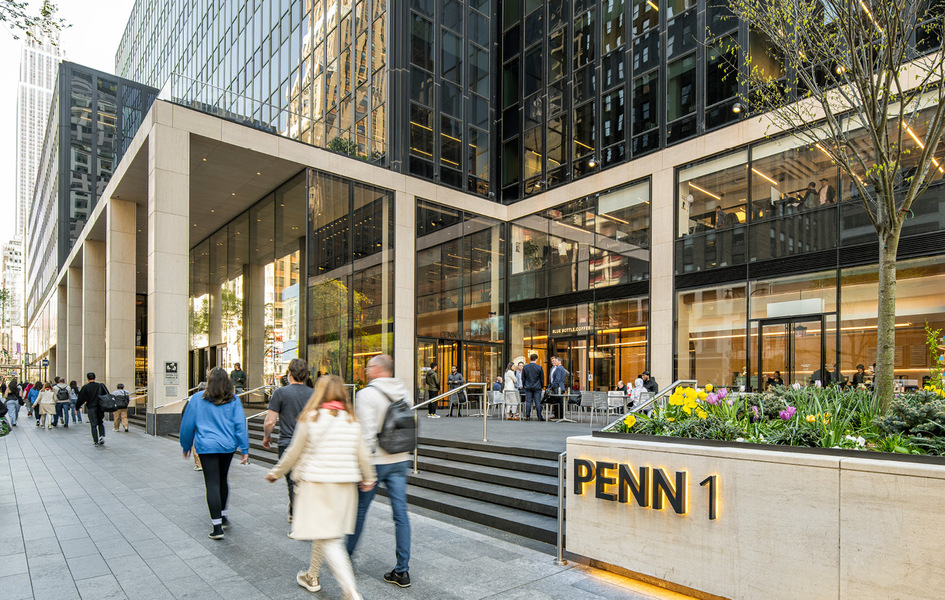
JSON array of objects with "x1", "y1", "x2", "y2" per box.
[
  {"x1": 413, "y1": 410, "x2": 420, "y2": 474},
  {"x1": 555, "y1": 451, "x2": 567, "y2": 566},
  {"x1": 482, "y1": 383, "x2": 489, "y2": 442}
]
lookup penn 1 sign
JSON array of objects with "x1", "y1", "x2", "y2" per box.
[{"x1": 573, "y1": 459, "x2": 719, "y2": 520}]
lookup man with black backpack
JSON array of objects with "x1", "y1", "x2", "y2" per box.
[
  {"x1": 75, "y1": 373, "x2": 109, "y2": 446},
  {"x1": 346, "y1": 354, "x2": 413, "y2": 589},
  {"x1": 52, "y1": 377, "x2": 71, "y2": 428}
]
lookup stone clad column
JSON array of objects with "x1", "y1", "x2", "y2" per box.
[
  {"x1": 649, "y1": 168, "x2": 675, "y2": 386},
  {"x1": 146, "y1": 123, "x2": 190, "y2": 435},
  {"x1": 54, "y1": 283, "x2": 67, "y2": 381},
  {"x1": 243, "y1": 262, "x2": 265, "y2": 390},
  {"x1": 67, "y1": 267, "x2": 83, "y2": 381},
  {"x1": 393, "y1": 190, "x2": 416, "y2": 394},
  {"x1": 106, "y1": 199, "x2": 137, "y2": 394},
  {"x1": 82, "y1": 240, "x2": 106, "y2": 380}
]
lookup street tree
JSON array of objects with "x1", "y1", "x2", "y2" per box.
[
  {"x1": 0, "y1": 0, "x2": 66, "y2": 41},
  {"x1": 725, "y1": 0, "x2": 945, "y2": 409}
]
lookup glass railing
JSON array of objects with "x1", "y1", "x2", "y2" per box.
[{"x1": 158, "y1": 73, "x2": 387, "y2": 167}]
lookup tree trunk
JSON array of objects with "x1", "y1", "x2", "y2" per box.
[{"x1": 874, "y1": 227, "x2": 901, "y2": 413}]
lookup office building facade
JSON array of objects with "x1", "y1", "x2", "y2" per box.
[
  {"x1": 25, "y1": 62, "x2": 157, "y2": 382},
  {"x1": 23, "y1": 0, "x2": 945, "y2": 417}
]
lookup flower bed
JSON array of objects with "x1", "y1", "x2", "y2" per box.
[{"x1": 608, "y1": 383, "x2": 945, "y2": 455}]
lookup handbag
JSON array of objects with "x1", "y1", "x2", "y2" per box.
[{"x1": 98, "y1": 393, "x2": 120, "y2": 412}]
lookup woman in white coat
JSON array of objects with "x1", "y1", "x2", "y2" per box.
[
  {"x1": 503, "y1": 362, "x2": 520, "y2": 419},
  {"x1": 265, "y1": 375, "x2": 376, "y2": 599}
]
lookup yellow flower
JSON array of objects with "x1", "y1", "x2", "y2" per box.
[
  {"x1": 696, "y1": 409, "x2": 708, "y2": 419},
  {"x1": 623, "y1": 414, "x2": 636, "y2": 429},
  {"x1": 697, "y1": 390, "x2": 707, "y2": 400},
  {"x1": 684, "y1": 388, "x2": 697, "y2": 401},
  {"x1": 682, "y1": 405, "x2": 692, "y2": 415},
  {"x1": 667, "y1": 417, "x2": 675, "y2": 422},
  {"x1": 669, "y1": 394, "x2": 683, "y2": 406},
  {"x1": 806, "y1": 415, "x2": 816, "y2": 423},
  {"x1": 705, "y1": 383, "x2": 714, "y2": 393}
]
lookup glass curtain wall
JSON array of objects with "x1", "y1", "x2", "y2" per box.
[
  {"x1": 307, "y1": 169, "x2": 393, "y2": 386},
  {"x1": 677, "y1": 105, "x2": 945, "y2": 273},
  {"x1": 407, "y1": 0, "x2": 493, "y2": 195},
  {"x1": 189, "y1": 172, "x2": 308, "y2": 390},
  {"x1": 416, "y1": 199, "x2": 505, "y2": 395},
  {"x1": 510, "y1": 180, "x2": 650, "y2": 301}
]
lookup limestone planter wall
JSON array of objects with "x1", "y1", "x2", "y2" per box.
[{"x1": 566, "y1": 434, "x2": 945, "y2": 600}]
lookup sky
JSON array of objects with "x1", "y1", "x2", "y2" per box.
[{"x1": 0, "y1": 0, "x2": 137, "y2": 245}]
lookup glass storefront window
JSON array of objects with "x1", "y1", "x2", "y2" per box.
[
  {"x1": 749, "y1": 271, "x2": 837, "y2": 320},
  {"x1": 677, "y1": 284, "x2": 748, "y2": 388},
  {"x1": 840, "y1": 257, "x2": 945, "y2": 386},
  {"x1": 594, "y1": 298, "x2": 648, "y2": 390},
  {"x1": 510, "y1": 309, "x2": 547, "y2": 364}
]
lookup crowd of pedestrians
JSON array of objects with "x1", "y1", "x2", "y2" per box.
[
  {"x1": 180, "y1": 354, "x2": 413, "y2": 598},
  {"x1": 1, "y1": 374, "x2": 130, "y2": 440}
]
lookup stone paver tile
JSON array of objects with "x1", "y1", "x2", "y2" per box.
[
  {"x1": 0, "y1": 572, "x2": 33, "y2": 600},
  {"x1": 0, "y1": 552, "x2": 28, "y2": 577},
  {"x1": 74, "y1": 574, "x2": 127, "y2": 600},
  {"x1": 67, "y1": 552, "x2": 113, "y2": 581},
  {"x1": 60, "y1": 537, "x2": 100, "y2": 559}
]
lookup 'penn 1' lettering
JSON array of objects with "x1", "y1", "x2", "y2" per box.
[{"x1": 573, "y1": 459, "x2": 719, "y2": 520}]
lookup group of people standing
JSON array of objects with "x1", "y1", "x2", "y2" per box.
[
  {"x1": 0, "y1": 373, "x2": 129, "y2": 445},
  {"x1": 180, "y1": 355, "x2": 412, "y2": 599}
]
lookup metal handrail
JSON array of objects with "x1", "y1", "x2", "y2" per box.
[
  {"x1": 237, "y1": 384, "x2": 276, "y2": 399},
  {"x1": 412, "y1": 382, "x2": 489, "y2": 474},
  {"x1": 601, "y1": 379, "x2": 698, "y2": 431},
  {"x1": 555, "y1": 451, "x2": 567, "y2": 566},
  {"x1": 246, "y1": 410, "x2": 268, "y2": 422}
]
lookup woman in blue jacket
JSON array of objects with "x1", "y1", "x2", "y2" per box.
[{"x1": 180, "y1": 367, "x2": 250, "y2": 540}]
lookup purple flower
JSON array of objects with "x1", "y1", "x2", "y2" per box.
[
  {"x1": 717, "y1": 388, "x2": 728, "y2": 400},
  {"x1": 778, "y1": 406, "x2": 797, "y2": 421},
  {"x1": 727, "y1": 399, "x2": 734, "y2": 406},
  {"x1": 706, "y1": 393, "x2": 719, "y2": 405},
  {"x1": 751, "y1": 406, "x2": 759, "y2": 416}
]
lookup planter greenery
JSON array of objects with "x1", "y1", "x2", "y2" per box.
[{"x1": 610, "y1": 383, "x2": 945, "y2": 455}]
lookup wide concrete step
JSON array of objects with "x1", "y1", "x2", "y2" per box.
[
  {"x1": 416, "y1": 445, "x2": 559, "y2": 477},
  {"x1": 379, "y1": 484, "x2": 557, "y2": 545},
  {"x1": 407, "y1": 470, "x2": 556, "y2": 517},
  {"x1": 418, "y1": 437, "x2": 562, "y2": 462},
  {"x1": 415, "y1": 455, "x2": 558, "y2": 495}
]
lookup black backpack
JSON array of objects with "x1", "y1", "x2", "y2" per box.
[
  {"x1": 56, "y1": 386, "x2": 70, "y2": 402},
  {"x1": 377, "y1": 390, "x2": 417, "y2": 454}
]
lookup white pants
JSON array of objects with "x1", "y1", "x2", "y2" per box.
[
  {"x1": 504, "y1": 390, "x2": 519, "y2": 415},
  {"x1": 309, "y1": 537, "x2": 361, "y2": 600}
]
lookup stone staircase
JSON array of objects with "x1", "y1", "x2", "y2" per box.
[{"x1": 131, "y1": 412, "x2": 562, "y2": 545}]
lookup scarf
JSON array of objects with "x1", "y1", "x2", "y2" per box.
[{"x1": 321, "y1": 400, "x2": 346, "y2": 411}]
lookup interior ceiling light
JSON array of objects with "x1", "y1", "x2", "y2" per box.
[
  {"x1": 732, "y1": 102, "x2": 743, "y2": 113},
  {"x1": 587, "y1": 156, "x2": 598, "y2": 168}
]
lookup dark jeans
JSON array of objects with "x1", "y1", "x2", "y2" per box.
[
  {"x1": 199, "y1": 452, "x2": 234, "y2": 522},
  {"x1": 54, "y1": 403, "x2": 70, "y2": 427},
  {"x1": 426, "y1": 390, "x2": 437, "y2": 415},
  {"x1": 277, "y1": 445, "x2": 295, "y2": 516},
  {"x1": 347, "y1": 460, "x2": 411, "y2": 573},
  {"x1": 87, "y1": 408, "x2": 105, "y2": 443},
  {"x1": 524, "y1": 389, "x2": 543, "y2": 420}
]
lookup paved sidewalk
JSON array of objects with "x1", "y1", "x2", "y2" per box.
[{"x1": 1, "y1": 418, "x2": 688, "y2": 600}]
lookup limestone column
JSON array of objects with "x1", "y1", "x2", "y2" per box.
[
  {"x1": 393, "y1": 191, "x2": 416, "y2": 394},
  {"x1": 146, "y1": 123, "x2": 190, "y2": 435},
  {"x1": 105, "y1": 199, "x2": 137, "y2": 394},
  {"x1": 82, "y1": 240, "x2": 106, "y2": 380},
  {"x1": 243, "y1": 261, "x2": 265, "y2": 390},
  {"x1": 54, "y1": 283, "x2": 67, "y2": 381},
  {"x1": 649, "y1": 167, "x2": 675, "y2": 386},
  {"x1": 67, "y1": 267, "x2": 83, "y2": 381}
]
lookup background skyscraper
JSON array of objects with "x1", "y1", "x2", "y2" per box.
[{"x1": 16, "y1": 31, "x2": 64, "y2": 238}]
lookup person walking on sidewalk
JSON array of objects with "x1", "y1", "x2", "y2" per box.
[
  {"x1": 68, "y1": 380, "x2": 82, "y2": 424},
  {"x1": 263, "y1": 358, "x2": 313, "y2": 524},
  {"x1": 26, "y1": 381, "x2": 40, "y2": 425},
  {"x1": 52, "y1": 378, "x2": 71, "y2": 428},
  {"x1": 266, "y1": 375, "x2": 376, "y2": 599},
  {"x1": 423, "y1": 361, "x2": 440, "y2": 418},
  {"x1": 34, "y1": 383, "x2": 56, "y2": 429},
  {"x1": 179, "y1": 367, "x2": 250, "y2": 540},
  {"x1": 75, "y1": 373, "x2": 109, "y2": 446},
  {"x1": 4, "y1": 380, "x2": 21, "y2": 427},
  {"x1": 346, "y1": 354, "x2": 413, "y2": 588},
  {"x1": 112, "y1": 383, "x2": 130, "y2": 432}
]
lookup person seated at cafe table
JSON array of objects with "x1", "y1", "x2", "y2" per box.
[
  {"x1": 852, "y1": 364, "x2": 868, "y2": 388},
  {"x1": 615, "y1": 380, "x2": 627, "y2": 393},
  {"x1": 766, "y1": 371, "x2": 784, "y2": 389}
]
